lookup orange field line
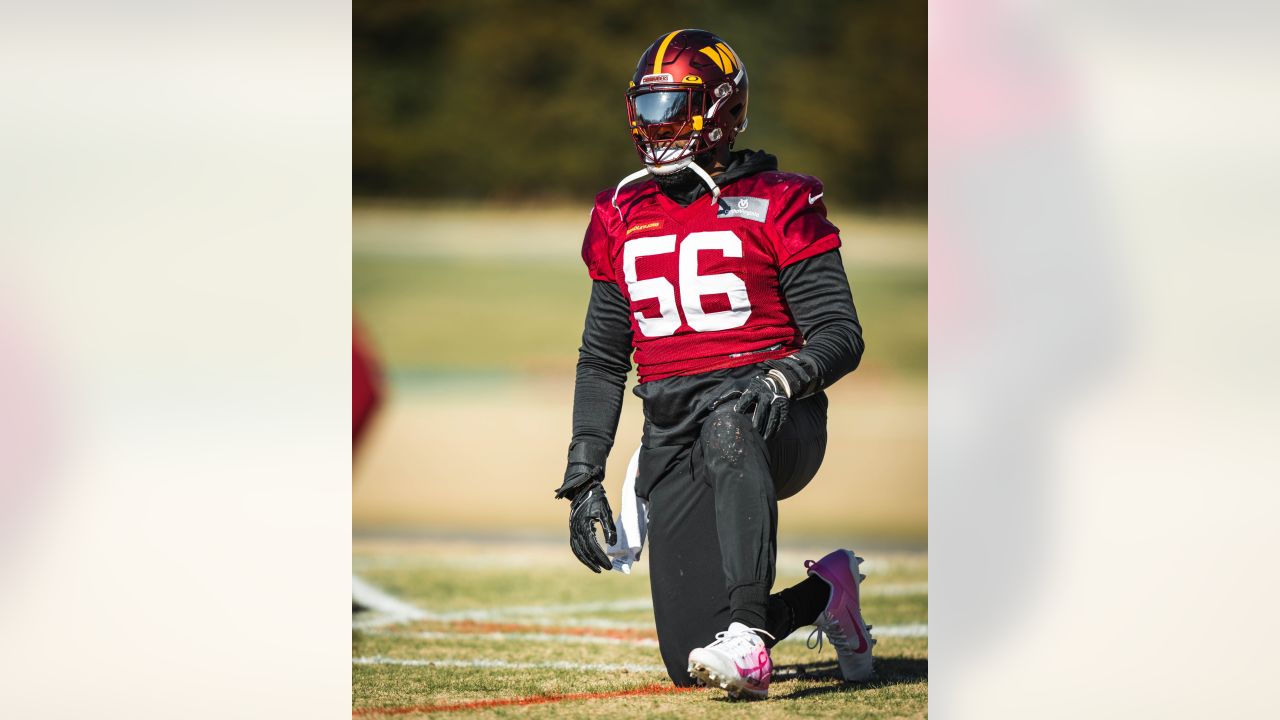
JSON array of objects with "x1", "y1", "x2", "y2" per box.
[{"x1": 352, "y1": 683, "x2": 698, "y2": 716}]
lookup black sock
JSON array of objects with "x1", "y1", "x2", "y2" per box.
[
  {"x1": 779, "y1": 575, "x2": 831, "y2": 628},
  {"x1": 763, "y1": 595, "x2": 794, "y2": 646},
  {"x1": 761, "y1": 575, "x2": 832, "y2": 647}
]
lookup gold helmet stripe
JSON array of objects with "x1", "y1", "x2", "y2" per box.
[{"x1": 652, "y1": 30, "x2": 681, "y2": 75}]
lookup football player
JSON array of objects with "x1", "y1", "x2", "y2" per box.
[{"x1": 554, "y1": 29, "x2": 874, "y2": 699}]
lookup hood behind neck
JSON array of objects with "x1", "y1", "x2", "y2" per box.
[{"x1": 653, "y1": 149, "x2": 778, "y2": 206}]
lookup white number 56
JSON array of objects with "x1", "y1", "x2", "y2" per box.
[{"x1": 622, "y1": 230, "x2": 752, "y2": 337}]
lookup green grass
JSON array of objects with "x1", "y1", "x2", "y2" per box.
[{"x1": 352, "y1": 539, "x2": 927, "y2": 718}]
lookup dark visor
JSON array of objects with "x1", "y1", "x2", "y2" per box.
[{"x1": 632, "y1": 91, "x2": 692, "y2": 125}]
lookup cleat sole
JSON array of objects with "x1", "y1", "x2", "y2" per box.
[{"x1": 688, "y1": 661, "x2": 768, "y2": 700}]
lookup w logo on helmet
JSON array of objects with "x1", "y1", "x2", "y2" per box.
[{"x1": 699, "y1": 43, "x2": 739, "y2": 74}]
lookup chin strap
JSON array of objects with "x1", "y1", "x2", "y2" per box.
[
  {"x1": 612, "y1": 168, "x2": 653, "y2": 223},
  {"x1": 686, "y1": 160, "x2": 722, "y2": 207},
  {"x1": 611, "y1": 160, "x2": 723, "y2": 222}
]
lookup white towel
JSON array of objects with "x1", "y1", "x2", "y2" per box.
[{"x1": 605, "y1": 446, "x2": 648, "y2": 574}]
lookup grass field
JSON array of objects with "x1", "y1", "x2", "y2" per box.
[{"x1": 353, "y1": 538, "x2": 927, "y2": 718}]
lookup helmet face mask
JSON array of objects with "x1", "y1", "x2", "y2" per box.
[
  {"x1": 626, "y1": 84, "x2": 710, "y2": 173},
  {"x1": 625, "y1": 30, "x2": 748, "y2": 175}
]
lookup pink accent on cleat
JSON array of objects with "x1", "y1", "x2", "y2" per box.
[
  {"x1": 806, "y1": 549, "x2": 876, "y2": 682},
  {"x1": 734, "y1": 648, "x2": 772, "y2": 684},
  {"x1": 687, "y1": 622, "x2": 773, "y2": 699}
]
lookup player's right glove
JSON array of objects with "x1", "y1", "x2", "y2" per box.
[
  {"x1": 714, "y1": 355, "x2": 820, "y2": 440},
  {"x1": 554, "y1": 442, "x2": 617, "y2": 574},
  {"x1": 735, "y1": 372, "x2": 791, "y2": 439}
]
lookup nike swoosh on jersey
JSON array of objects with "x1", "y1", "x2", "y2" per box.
[{"x1": 808, "y1": 192, "x2": 824, "y2": 205}]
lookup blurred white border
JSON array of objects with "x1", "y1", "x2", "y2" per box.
[
  {"x1": 0, "y1": 3, "x2": 351, "y2": 718},
  {"x1": 932, "y1": 0, "x2": 1280, "y2": 716}
]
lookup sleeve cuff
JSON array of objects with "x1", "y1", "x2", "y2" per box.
[
  {"x1": 779, "y1": 234, "x2": 841, "y2": 268},
  {"x1": 567, "y1": 440, "x2": 611, "y2": 468}
]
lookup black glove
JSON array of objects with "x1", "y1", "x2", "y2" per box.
[
  {"x1": 554, "y1": 443, "x2": 617, "y2": 573},
  {"x1": 717, "y1": 372, "x2": 791, "y2": 440},
  {"x1": 714, "y1": 355, "x2": 819, "y2": 440}
]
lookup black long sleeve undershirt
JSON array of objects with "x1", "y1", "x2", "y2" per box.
[
  {"x1": 568, "y1": 249, "x2": 862, "y2": 465},
  {"x1": 777, "y1": 249, "x2": 864, "y2": 393},
  {"x1": 568, "y1": 280, "x2": 634, "y2": 465}
]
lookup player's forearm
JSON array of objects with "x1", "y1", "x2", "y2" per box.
[
  {"x1": 568, "y1": 281, "x2": 634, "y2": 464},
  {"x1": 570, "y1": 365, "x2": 626, "y2": 460},
  {"x1": 777, "y1": 250, "x2": 864, "y2": 393}
]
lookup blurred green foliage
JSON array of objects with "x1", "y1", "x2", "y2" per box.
[{"x1": 355, "y1": 0, "x2": 925, "y2": 208}]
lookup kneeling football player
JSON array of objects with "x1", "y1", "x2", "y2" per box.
[{"x1": 554, "y1": 29, "x2": 874, "y2": 700}]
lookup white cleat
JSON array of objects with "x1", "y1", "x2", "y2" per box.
[
  {"x1": 687, "y1": 622, "x2": 774, "y2": 700},
  {"x1": 806, "y1": 549, "x2": 876, "y2": 682}
]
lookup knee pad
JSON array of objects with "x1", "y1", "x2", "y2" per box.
[{"x1": 700, "y1": 407, "x2": 757, "y2": 467}]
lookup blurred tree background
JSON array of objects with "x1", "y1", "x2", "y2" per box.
[{"x1": 354, "y1": 0, "x2": 926, "y2": 209}]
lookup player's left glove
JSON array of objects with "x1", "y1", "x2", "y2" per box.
[
  {"x1": 715, "y1": 355, "x2": 819, "y2": 440},
  {"x1": 554, "y1": 442, "x2": 617, "y2": 574}
]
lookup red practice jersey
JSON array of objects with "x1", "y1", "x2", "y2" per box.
[{"x1": 582, "y1": 172, "x2": 841, "y2": 382}]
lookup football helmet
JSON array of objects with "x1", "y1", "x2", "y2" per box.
[{"x1": 625, "y1": 29, "x2": 749, "y2": 175}]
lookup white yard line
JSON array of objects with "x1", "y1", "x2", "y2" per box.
[
  {"x1": 778, "y1": 623, "x2": 929, "y2": 642},
  {"x1": 351, "y1": 576, "x2": 661, "y2": 631},
  {"x1": 353, "y1": 574, "x2": 927, "y2": 637},
  {"x1": 352, "y1": 655, "x2": 667, "y2": 673},
  {"x1": 497, "y1": 616, "x2": 655, "y2": 631},
  {"x1": 374, "y1": 629, "x2": 661, "y2": 647},
  {"x1": 352, "y1": 575, "x2": 431, "y2": 628},
  {"x1": 866, "y1": 623, "x2": 929, "y2": 638},
  {"x1": 864, "y1": 582, "x2": 930, "y2": 597},
  {"x1": 354, "y1": 575, "x2": 648, "y2": 628},
  {"x1": 367, "y1": 622, "x2": 928, "y2": 644},
  {"x1": 435, "y1": 598, "x2": 654, "y2": 620},
  {"x1": 375, "y1": 584, "x2": 925, "y2": 624}
]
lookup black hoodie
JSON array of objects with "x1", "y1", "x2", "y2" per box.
[
  {"x1": 568, "y1": 149, "x2": 864, "y2": 498},
  {"x1": 653, "y1": 149, "x2": 780, "y2": 206}
]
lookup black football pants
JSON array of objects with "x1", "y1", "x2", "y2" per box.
[{"x1": 646, "y1": 392, "x2": 830, "y2": 685}]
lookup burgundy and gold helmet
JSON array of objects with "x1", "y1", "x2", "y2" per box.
[{"x1": 625, "y1": 29, "x2": 749, "y2": 174}]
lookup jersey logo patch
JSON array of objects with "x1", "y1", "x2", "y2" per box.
[
  {"x1": 626, "y1": 220, "x2": 664, "y2": 235},
  {"x1": 716, "y1": 196, "x2": 769, "y2": 223}
]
